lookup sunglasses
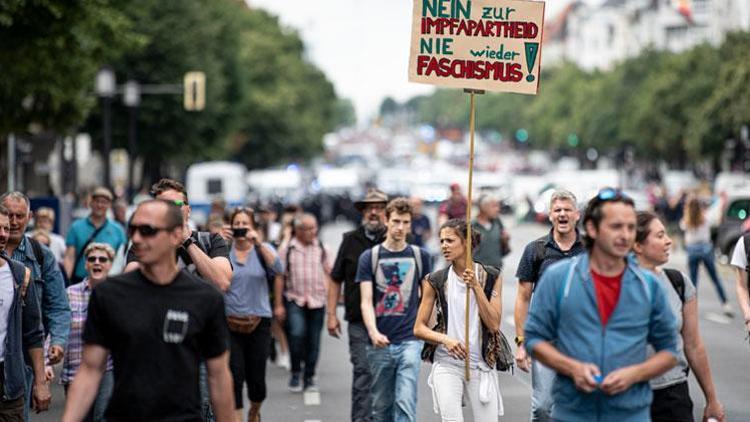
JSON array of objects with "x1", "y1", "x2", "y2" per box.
[
  {"x1": 86, "y1": 256, "x2": 110, "y2": 264},
  {"x1": 127, "y1": 224, "x2": 175, "y2": 238},
  {"x1": 596, "y1": 188, "x2": 630, "y2": 202},
  {"x1": 172, "y1": 200, "x2": 187, "y2": 207}
]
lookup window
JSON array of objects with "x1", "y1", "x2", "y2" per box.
[{"x1": 207, "y1": 178, "x2": 222, "y2": 195}]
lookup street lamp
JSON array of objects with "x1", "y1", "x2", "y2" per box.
[
  {"x1": 124, "y1": 80, "x2": 141, "y2": 199},
  {"x1": 95, "y1": 66, "x2": 116, "y2": 191}
]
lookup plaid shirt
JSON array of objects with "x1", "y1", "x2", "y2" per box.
[
  {"x1": 61, "y1": 279, "x2": 113, "y2": 384},
  {"x1": 279, "y1": 238, "x2": 331, "y2": 309}
]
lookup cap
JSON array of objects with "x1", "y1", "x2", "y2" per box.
[
  {"x1": 91, "y1": 187, "x2": 113, "y2": 201},
  {"x1": 354, "y1": 188, "x2": 388, "y2": 211}
]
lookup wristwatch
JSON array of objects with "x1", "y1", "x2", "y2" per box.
[
  {"x1": 514, "y1": 336, "x2": 524, "y2": 346},
  {"x1": 182, "y1": 237, "x2": 196, "y2": 250}
]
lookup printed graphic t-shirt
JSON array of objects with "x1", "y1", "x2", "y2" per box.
[
  {"x1": 355, "y1": 244, "x2": 431, "y2": 344},
  {"x1": 84, "y1": 269, "x2": 229, "y2": 421}
]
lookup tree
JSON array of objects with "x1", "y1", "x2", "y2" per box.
[
  {"x1": 229, "y1": 8, "x2": 338, "y2": 169},
  {"x1": 0, "y1": 0, "x2": 139, "y2": 136}
]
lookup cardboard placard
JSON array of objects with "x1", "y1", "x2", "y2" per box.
[{"x1": 408, "y1": 0, "x2": 545, "y2": 95}]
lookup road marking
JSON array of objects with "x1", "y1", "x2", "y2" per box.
[
  {"x1": 304, "y1": 390, "x2": 321, "y2": 406},
  {"x1": 703, "y1": 312, "x2": 732, "y2": 325}
]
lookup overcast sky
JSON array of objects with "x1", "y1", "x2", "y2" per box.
[{"x1": 249, "y1": 0, "x2": 601, "y2": 121}]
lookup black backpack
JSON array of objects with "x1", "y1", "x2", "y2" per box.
[
  {"x1": 662, "y1": 268, "x2": 687, "y2": 304},
  {"x1": 743, "y1": 233, "x2": 750, "y2": 274}
]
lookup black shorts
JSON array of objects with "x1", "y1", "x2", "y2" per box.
[{"x1": 651, "y1": 381, "x2": 694, "y2": 422}]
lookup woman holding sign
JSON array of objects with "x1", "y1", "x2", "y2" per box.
[{"x1": 414, "y1": 219, "x2": 505, "y2": 421}]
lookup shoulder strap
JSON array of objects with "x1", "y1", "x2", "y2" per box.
[
  {"x1": 663, "y1": 268, "x2": 686, "y2": 304},
  {"x1": 530, "y1": 236, "x2": 547, "y2": 291},
  {"x1": 370, "y1": 244, "x2": 380, "y2": 279},
  {"x1": 28, "y1": 237, "x2": 45, "y2": 271},
  {"x1": 197, "y1": 232, "x2": 211, "y2": 254},
  {"x1": 254, "y1": 246, "x2": 275, "y2": 290},
  {"x1": 410, "y1": 245, "x2": 423, "y2": 280},
  {"x1": 426, "y1": 267, "x2": 450, "y2": 292},
  {"x1": 21, "y1": 267, "x2": 31, "y2": 298},
  {"x1": 744, "y1": 233, "x2": 750, "y2": 273},
  {"x1": 74, "y1": 220, "x2": 109, "y2": 271}
]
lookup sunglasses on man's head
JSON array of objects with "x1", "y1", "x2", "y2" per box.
[
  {"x1": 127, "y1": 224, "x2": 174, "y2": 238},
  {"x1": 86, "y1": 256, "x2": 110, "y2": 264},
  {"x1": 596, "y1": 188, "x2": 630, "y2": 202}
]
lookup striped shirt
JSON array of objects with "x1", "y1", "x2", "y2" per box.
[
  {"x1": 61, "y1": 279, "x2": 113, "y2": 384},
  {"x1": 279, "y1": 238, "x2": 330, "y2": 309}
]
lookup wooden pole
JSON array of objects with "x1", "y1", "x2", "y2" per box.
[{"x1": 463, "y1": 88, "x2": 482, "y2": 381}]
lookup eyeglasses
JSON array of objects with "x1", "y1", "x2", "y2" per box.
[
  {"x1": 127, "y1": 224, "x2": 174, "y2": 238},
  {"x1": 172, "y1": 200, "x2": 187, "y2": 207},
  {"x1": 86, "y1": 256, "x2": 110, "y2": 264}
]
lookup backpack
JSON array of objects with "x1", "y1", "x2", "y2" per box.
[
  {"x1": 27, "y1": 237, "x2": 45, "y2": 271},
  {"x1": 254, "y1": 246, "x2": 276, "y2": 292},
  {"x1": 370, "y1": 244, "x2": 423, "y2": 284},
  {"x1": 744, "y1": 233, "x2": 750, "y2": 274},
  {"x1": 662, "y1": 268, "x2": 687, "y2": 304}
]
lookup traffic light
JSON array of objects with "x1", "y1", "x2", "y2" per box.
[{"x1": 183, "y1": 71, "x2": 205, "y2": 111}]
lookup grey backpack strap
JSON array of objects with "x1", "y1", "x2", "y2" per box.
[
  {"x1": 197, "y1": 232, "x2": 212, "y2": 254},
  {"x1": 410, "y1": 245, "x2": 423, "y2": 280},
  {"x1": 370, "y1": 244, "x2": 380, "y2": 280}
]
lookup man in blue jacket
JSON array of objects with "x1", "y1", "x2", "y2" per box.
[
  {"x1": 525, "y1": 188, "x2": 678, "y2": 422},
  {"x1": 0, "y1": 205, "x2": 49, "y2": 419}
]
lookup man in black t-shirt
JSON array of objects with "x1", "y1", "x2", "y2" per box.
[{"x1": 62, "y1": 199, "x2": 234, "y2": 422}]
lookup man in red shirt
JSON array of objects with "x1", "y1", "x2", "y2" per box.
[
  {"x1": 524, "y1": 188, "x2": 678, "y2": 421},
  {"x1": 438, "y1": 183, "x2": 468, "y2": 226}
]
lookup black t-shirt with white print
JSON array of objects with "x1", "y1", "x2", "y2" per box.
[{"x1": 83, "y1": 269, "x2": 229, "y2": 421}]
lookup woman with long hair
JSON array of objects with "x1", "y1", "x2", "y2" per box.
[
  {"x1": 414, "y1": 219, "x2": 504, "y2": 421},
  {"x1": 681, "y1": 195, "x2": 732, "y2": 314},
  {"x1": 635, "y1": 211, "x2": 725, "y2": 422},
  {"x1": 225, "y1": 207, "x2": 282, "y2": 422}
]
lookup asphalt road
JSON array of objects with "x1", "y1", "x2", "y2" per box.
[{"x1": 37, "y1": 219, "x2": 750, "y2": 421}]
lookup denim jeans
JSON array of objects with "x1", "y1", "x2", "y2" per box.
[
  {"x1": 285, "y1": 301, "x2": 325, "y2": 379},
  {"x1": 686, "y1": 242, "x2": 727, "y2": 303},
  {"x1": 530, "y1": 358, "x2": 555, "y2": 422},
  {"x1": 366, "y1": 340, "x2": 423, "y2": 422},
  {"x1": 63, "y1": 370, "x2": 114, "y2": 422},
  {"x1": 348, "y1": 322, "x2": 373, "y2": 422},
  {"x1": 199, "y1": 361, "x2": 214, "y2": 421}
]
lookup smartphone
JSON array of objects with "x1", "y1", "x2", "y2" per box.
[{"x1": 232, "y1": 228, "x2": 248, "y2": 238}]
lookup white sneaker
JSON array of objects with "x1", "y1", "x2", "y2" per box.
[
  {"x1": 276, "y1": 352, "x2": 291, "y2": 370},
  {"x1": 722, "y1": 303, "x2": 735, "y2": 318}
]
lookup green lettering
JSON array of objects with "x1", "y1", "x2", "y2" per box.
[
  {"x1": 420, "y1": 38, "x2": 434, "y2": 54},
  {"x1": 422, "y1": 0, "x2": 438, "y2": 17}
]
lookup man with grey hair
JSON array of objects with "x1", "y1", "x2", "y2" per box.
[
  {"x1": 0, "y1": 191, "x2": 69, "y2": 419},
  {"x1": 471, "y1": 193, "x2": 510, "y2": 269},
  {"x1": 276, "y1": 213, "x2": 332, "y2": 392},
  {"x1": 514, "y1": 189, "x2": 584, "y2": 421}
]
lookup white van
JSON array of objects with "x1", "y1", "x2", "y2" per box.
[{"x1": 186, "y1": 161, "x2": 247, "y2": 224}]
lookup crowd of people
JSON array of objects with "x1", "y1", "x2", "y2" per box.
[{"x1": 0, "y1": 176, "x2": 746, "y2": 422}]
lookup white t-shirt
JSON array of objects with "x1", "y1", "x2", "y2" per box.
[
  {"x1": 730, "y1": 236, "x2": 747, "y2": 270},
  {"x1": 0, "y1": 264, "x2": 15, "y2": 361},
  {"x1": 435, "y1": 263, "x2": 486, "y2": 369}
]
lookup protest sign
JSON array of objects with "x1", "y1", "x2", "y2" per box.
[{"x1": 408, "y1": 0, "x2": 545, "y2": 94}]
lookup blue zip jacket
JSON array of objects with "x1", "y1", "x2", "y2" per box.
[
  {"x1": 11, "y1": 236, "x2": 70, "y2": 347},
  {"x1": 525, "y1": 253, "x2": 678, "y2": 422},
  {"x1": 0, "y1": 253, "x2": 44, "y2": 400}
]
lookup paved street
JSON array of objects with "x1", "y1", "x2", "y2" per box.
[{"x1": 37, "y1": 218, "x2": 750, "y2": 421}]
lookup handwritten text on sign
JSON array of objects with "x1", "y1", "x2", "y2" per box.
[{"x1": 408, "y1": 0, "x2": 545, "y2": 95}]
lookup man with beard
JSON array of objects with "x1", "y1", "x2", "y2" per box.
[
  {"x1": 514, "y1": 189, "x2": 584, "y2": 421},
  {"x1": 328, "y1": 189, "x2": 388, "y2": 422}
]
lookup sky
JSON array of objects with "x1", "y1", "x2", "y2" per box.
[{"x1": 249, "y1": 0, "x2": 601, "y2": 121}]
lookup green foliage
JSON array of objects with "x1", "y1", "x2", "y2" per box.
[
  {"x1": 0, "y1": 0, "x2": 141, "y2": 135},
  {"x1": 406, "y1": 34, "x2": 750, "y2": 165},
  {"x1": 230, "y1": 8, "x2": 337, "y2": 169}
]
